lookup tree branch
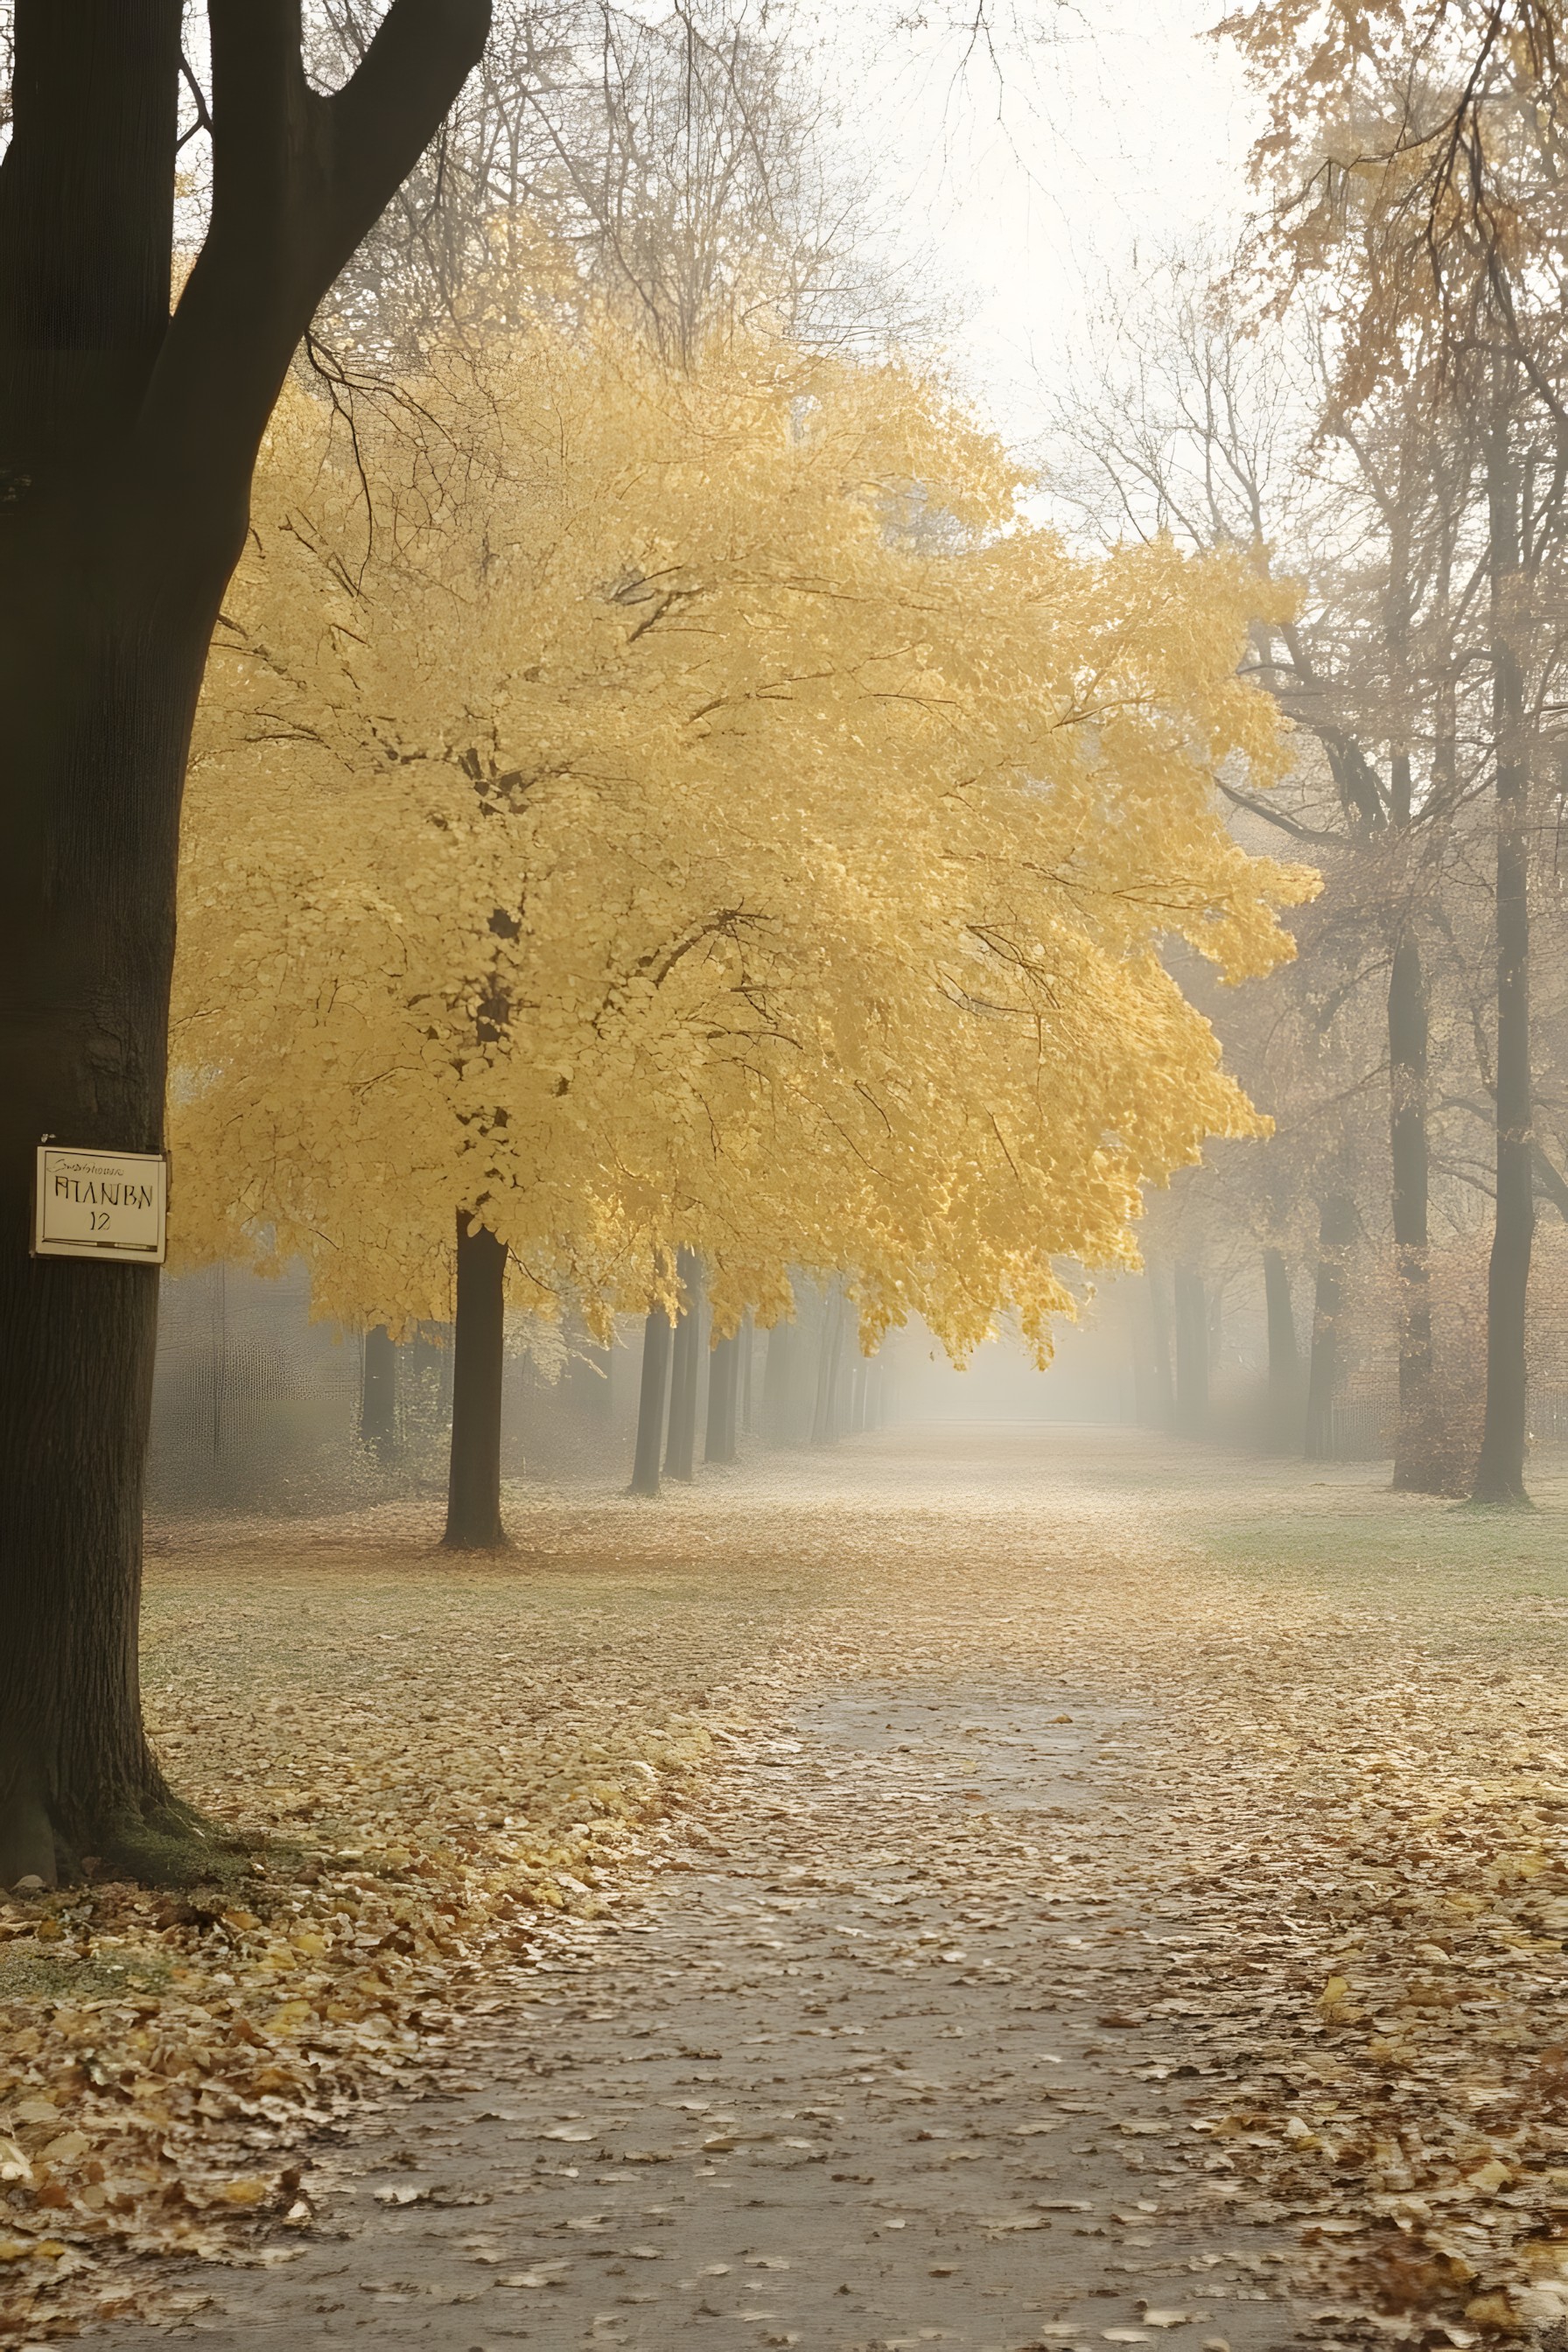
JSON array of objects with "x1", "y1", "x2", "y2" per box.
[
  {"x1": 130, "y1": 0, "x2": 490, "y2": 592},
  {"x1": 1214, "y1": 776, "x2": 1343, "y2": 848},
  {"x1": 1534, "y1": 1138, "x2": 1568, "y2": 1223},
  {"x1": 320, "y1": 0, "x2": 494, "y2": 292}
]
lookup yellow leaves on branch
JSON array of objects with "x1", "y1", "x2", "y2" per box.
[{"x1": 172, "y1": 299, "x2": 1315, "y2": 1354}]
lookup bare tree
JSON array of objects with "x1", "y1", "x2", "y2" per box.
[
  {"x1": 307, "y1": 0, "x2": 916, "y2": 368},
  {"x1": 1222, "y1": 0, "x2": 1568, "y2": 1503},
  {"x1": 1045, "y1": 253, "x2": 1499, "y2": 1490}
]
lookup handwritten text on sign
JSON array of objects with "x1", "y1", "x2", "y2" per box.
[{"x1": 32, "y1": 1147, "x2": 167, "y2": 1264}]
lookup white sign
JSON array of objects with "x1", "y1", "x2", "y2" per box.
[{"x1": 32, "y1": 1146, "x2": 167, "y2": 1264}]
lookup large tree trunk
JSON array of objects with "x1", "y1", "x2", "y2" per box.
[
  {"x1": 1305, "y1": 1194, "x2": 1356, "y2": 1463},
  {"x1": 664, "y1": 1250, "x2": 703, "y2": 1482},
  {"x1": 1262, "y1": 1249, "x2": 1300, "y2": 1453},
  {"x1": 442, "y1": 1217, "x2": 508, "y2": 1549},
  {"x1": 1473, "y1": 408, "x2": 1535, "y2": 1507},
  {"x1": 631, "y1": 1310, "x2": 672, "y2": 1497},
  {"x1": 0, "y1": 2, "x2": 490, "y2": 1886},
  {"x1": 1387, "y1": 920, "x2": 1446, "y2": 1491},
  {"x1": 1172, "y1": 1264, "x2": 1208, "y2": 1438}
]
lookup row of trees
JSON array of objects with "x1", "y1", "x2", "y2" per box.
[
  {"x1": 1052, "y1": 0, "x2": 1568, "y2": 1501},
  {"x1": 350, "y1": 1264, "x2": 888, "y2": 1504},
  {"x1": 171, "y1": 286, "x2": 1306, "y2": 1542},
  {"x1": 0, "y1": 0, "x2": 1311, "y2": 1884}
]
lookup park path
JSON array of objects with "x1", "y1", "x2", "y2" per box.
[
  {"x1": 92, "y1": 1423, "x2": 1317, "y2": 2352},
  {"x1": 91, "y1": 1704, "x2": 1302, "y2": 2352}
]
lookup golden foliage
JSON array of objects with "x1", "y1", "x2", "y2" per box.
[{"x1": 172, "y1": 306, "x2": 1313, "y2": 1351}]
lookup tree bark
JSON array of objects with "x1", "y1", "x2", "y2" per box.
[
  {"x1": 360, "y1": 1325, "x2": 399, "y2": 1462},
  {"x1": 664, "y1": 1250, "x2": 703, "y2": 1482},
  {"x1": 630, "y1": 1309, "x2": 672, "y2": 1497},
  {"x1": 1262, "y1": 1248, "x2": 1300, "y2": 1453},
  {"x1": 1305, "y1": 1194, "x2": 1357, "y2": 1463},
  {"x1": 704, "y1": 1330, "x2": 742, "y2": 1465},
  {"x1": 442, "y1": 1217, "x2": 508, "y2": 1550},
  {"x1": 0, "y1": 0, "x2": 490, "y2": 1886},
  {"x1": 1473, "y1": 405, "x2": 1536, "y2": 1507},
  {"x1": 1172, "y1": 1265, "x2": 1208, "y2": 1438}
]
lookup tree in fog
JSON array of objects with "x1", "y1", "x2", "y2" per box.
[
  {"x1": 1047, "y1": 228, "x2": 1568, "y2": 1493},
  {"x1": 169, "y1": 297, "x2": 1312, "y2": 1542},
  {"x1": 1224, "y1": 0, "x2": 1568, "y2": 1502},
  {"x1": 312, "y1": 0, "x2": 910, "y2": 365},
  {"x1": 0, "y1": 2, "x2": 488, "y2": 1891}
]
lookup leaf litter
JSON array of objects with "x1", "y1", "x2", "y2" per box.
[{"x1": 5, "y1": 1432, "x2": 1568, "y2": 2345}]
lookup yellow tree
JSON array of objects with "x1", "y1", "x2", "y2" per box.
[{"x1": 172, "y1": 301, "x2": 1315, "y2": 1538}]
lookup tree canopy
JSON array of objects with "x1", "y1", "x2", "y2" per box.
[{"x1": 172, "y1": 297, "x2": 1312, "y2": 1360}]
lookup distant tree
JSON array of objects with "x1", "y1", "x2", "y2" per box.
[
  {"x1": 1047, "y1": 246, "x2": 1542, "y2": 1492},
  {"x1": 313, "y1": 0, "x2": 912, "y2": 367},
  {"x1": 1223, "y1": 0, "x2": 1568, "y2": 1502}
]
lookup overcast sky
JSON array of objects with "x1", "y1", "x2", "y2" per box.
[{"x1": 830, "y1": 0, "x2": 1262, "y2": 439}]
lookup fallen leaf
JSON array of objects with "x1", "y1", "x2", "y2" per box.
[{"x1": 216, "y1": 2176, "x2": 269, "y2": 2206}]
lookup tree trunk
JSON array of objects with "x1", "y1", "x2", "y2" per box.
[
  {"x1": 630, "y1": 1310, "x2": 672, "y2": 1497},
  {"x1": 0, "y1": 4, "x2": 489, "y2": 1885},
  {"x1": 1387, "y1": 920, "x2": 1446, "y2": 1491},
  {"x1": 1262, "y1": 1249, "x2": 1300, "y2": 1453},
  {"x1": 705, "y1": 1330, "x2": 742, "y2": 1464},
  {"x1": 360, "y1": 1325, "x2": 399, "y2": 1461},
  {"x1": 1305, "y1": 1194, "x2": 1357, "y2": 1462},
  {"x1": 664, "y1": 1250, "x2": 703, "y2": 1482},
  {"x1": 442, "y1": 1217, "x2": 508, "y2": 1550},
  {"x1": 1172, "y1": 1264, "x2": 1208, "y2": 1438},
  {"x1": 741, "y1": 1308, "x2": 755, "y2": 1434},
  {"x1": 1473, "y1": 407, "x2": 1535, "y2": 1507}
]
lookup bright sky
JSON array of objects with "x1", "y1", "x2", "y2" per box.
[{"x1": 830, "y1": 0, "x2": 1263, "y2": 440}]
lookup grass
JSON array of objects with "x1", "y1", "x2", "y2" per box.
[{"x1": 1180, "y1": 1452, "x2": 1568, "y2": 1671}]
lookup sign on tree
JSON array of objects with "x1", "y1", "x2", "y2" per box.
[{"x1": 32, "y1": 1147, "x2": 167, "y2": 1264}]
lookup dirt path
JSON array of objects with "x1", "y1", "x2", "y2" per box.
[{"x1": 94, "y1": 1668, "x2": 1300, "y2": 2350}]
